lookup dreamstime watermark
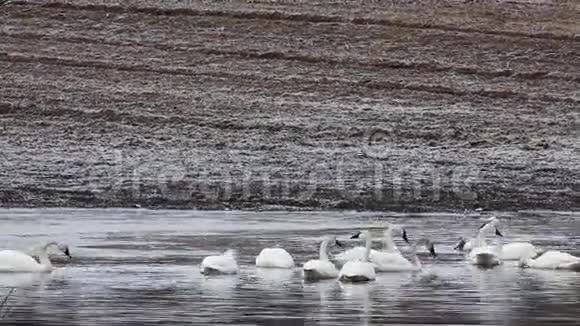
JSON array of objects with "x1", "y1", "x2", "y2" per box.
[{"x1": 80, "y1": 135, "x2": 482, "y2": 206}]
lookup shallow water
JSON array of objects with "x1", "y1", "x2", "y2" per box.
[{"x1": 0, "y1": 209, "x2": 578, "y2": 325}]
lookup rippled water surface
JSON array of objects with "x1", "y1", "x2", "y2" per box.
[{"x1": 0, "y1": 209, "x2": 578, "y2": 325}]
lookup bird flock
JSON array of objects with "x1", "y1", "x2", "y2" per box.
[
  {"x1": 0, "y1": 216, "x2": 578, "y2": 280},
  {"x1": 199, "y1": 216, "x2": 580, "y2": 282}
]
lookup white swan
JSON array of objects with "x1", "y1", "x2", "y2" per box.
[
  {"x1": 256, "y1": 247, "x2": 295, "y2": 269},
  {"x1": 334, "y1": 223, "x2": 408, "y2": 265},
  {"x1": 455, "y1": 217, "x2": 541, "y2": 261},
  {"x1": 501, "y1": 242, "x2": 540, "y2": 261},
  {"x1": 373, "y1": 223, "x2": 409, "y2": 252},
  {"x1": 457, "y1": 217, "x2": 503, "y2": 267},
  {"x1": 302, "y1": 236, "x2": 342, "y2": 280},
  {"x1": 519, "y1": 249, "x2": 580, "y2": 271},
  {"x1": 344, "y1": 227, "x2": 409, "y2": 272},
  {"x1": 372, "y1": 238, "x2": 437, "y2": 272},
  {"x1": 338, "y1": 231, "x2": 376, "y2": 283},
  {"x1": 467, "y1": 244, "x2": 502, "y2": 268},
  {"x1": 369, "y1": 227, "x2": 413, "y2": 271},
  {"x1": 200, "y1": 249, "x2": 239, "y2": 275},
  {"x1": 454, "y1": 216, "x2": 503, "y2": 251},
  {"x1": 0, "y1": 242, "x2": 71, "y2": 273}
]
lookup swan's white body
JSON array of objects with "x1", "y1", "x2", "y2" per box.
[
  {"x1": 468, "y1": 245, "x2": 502, "y2": 267},
  {"x1": 0, "y1": 242, "x2": 70, "y2": 273},
  {"x1": 303, "y1": 260, "x2": 338, "y2": 280},
  {"x1": 303, "y1": 237, "x2": 339, "y2": 280},
  {"x1": 334, "y1": 224, "x2": 406, "y2": 266},
  {"x1": 369, "y1": 228, "x2": 410, "y2": 272},
  {"x1": 520, "y1": 250, "x2": 580, "y2": 271},
  {"x1": 501, "y1": 242, "x2": 538, "y2": 261},
  {"x1": 372, "y1": 253, "x2": 412, "y2": 271},
  {"x1": 464, "y1": 241, "x2": 535, "y2": 266},
  {"x1": 339, "y1": 261, "x2": 375, "y2": 283},
  {"x1": 334, "y1": 247, "x2": 381, "y2": 265},
  {"x1": 0, "y1": 250, "x2": 52, "y2": 272},
  {"x1": 200, "y1": 249, "x2": 239, "y2": 275},
  {"x1": 339, "y1": 231, "x2": 376, "y2": 282},
  {"x1": 373, "y1": 238, "x2": 436, "y2": 272},
  {"x1": 256, "y1": 248, "x2": 295, "y2": 269}
]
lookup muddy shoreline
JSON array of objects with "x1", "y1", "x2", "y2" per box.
[{"x1": 0, "y1": 1, "x2": 578, "y2": 211}]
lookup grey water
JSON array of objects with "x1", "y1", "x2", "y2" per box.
[{"x1": 0, "y1": 209, "x2": 578, "y2": 326}]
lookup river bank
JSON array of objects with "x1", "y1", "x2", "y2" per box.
[{"x1": 0, "y1": 0, "x2": 578, "y2": 211}]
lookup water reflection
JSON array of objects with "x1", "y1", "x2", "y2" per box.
[
  {"x1": 338, "y1": 282, "x2": 372, "y2": 326},
  {"x1": 520, "y1": 268, "x2": 580, "y2": 297},
  {"x1": 198, "y1": 273, "x2": 240, "y2": 299},
  {"x1": 302, "y1": 280, "x2": 339, "y2": 323},
  {"x1": 253, "y1": 267, "x2": 296, "y2": 289}
]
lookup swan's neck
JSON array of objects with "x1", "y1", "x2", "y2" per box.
[
  {"x1": 364, "y1": 236, "x2": 372, "y2": 262},
  {"x1": 319, "y1": 239, "x2": 330, "y2": 261},
  {"x1": 473, "y1": 229, "x2": 487, "y2": 248},
  {"x1": 382, "y1": 230, "x2": 396, "y2": 251},
  {"x1": 410, "y1": 244, "x2": 421, "y2": 268},
  {"x1": 39, "y1": 242, "x2": 57, "y2": 268},
  {"x1": 480, "y1": 222, "x2": 498, "y2": 238}
]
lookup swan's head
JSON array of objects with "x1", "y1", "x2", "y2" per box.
[
  {"x1": 350, "y1": 230, "x2": 371, "y2": 240},
  {"x1": 401, "y1": 228, "x2": 409, "y2": 243},
  {"x1": 480, "y1": 216, "x2": 494, "y2": 226},
  {"x1": 479, "y1": 216, "x2": 503, "y2": 237},
  {"x1": 326, "y1": 235, "x2": 344, "y2": 248},
  {"x1": 416, "y1": 238, "x2": 437, "y2": 257},
  {"x1": 57, "y1": 243, "x2": 71, "y2": 258},
  {"x1": 381, "y1": 223, "x2": 409, "y2": 243},
  {"x1": 426, "y1": 242, "x2": 437, "y2": 258},
  {"x1": 483, "y1": 216, "x2": 500, "y2": 226},
  {"x1": 454, "y1": 238, "x2": 467, "y2": 251}
]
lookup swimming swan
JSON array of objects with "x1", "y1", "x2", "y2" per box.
[
  {"x1": 339, "y1": 231, "x2": 376, "y2": 283},
  {"x1": 519, "y1": 249, "x2": 580, "y2": 271},
  {"x1": 467, "y1": 244, "x2": 502, "y2": 268},
  {"x1": 256, "y1": 247, "x2": 295, "y2": 269},
  {"x1": 455, "y1": 217, "x2": 540, "y2": 261},
  {"x1": 500, "y1": 242, "x2": 540, "y2": 261},
  {"x1": 366, "y1": 227, "x2": 412, "y2": 271},
  {"x1": 0, "y1": 242, "x2": 71, "y2": 273},
  {"x1": 454, "y1": 216, "x2": 503, "y2": 252},
  {"x1": 302, "y1": 236, "x2": 343, "y2": 280},
  {"x1": 200, "y1": 249, "x2": 239, "y2": 275},
  {"x1": 372, "y1": 238, "x2": 437, "y2": 272},
  {"x1": 372, "y1": 223, "x2": 409, "y2": 252},
  {"x1": 334, "y1": 223, "x2": 409, "y2": 265}
]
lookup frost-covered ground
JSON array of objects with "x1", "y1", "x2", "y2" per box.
[{"x1": 0, "y1": 0, "x2": 578, "y2": 210}]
